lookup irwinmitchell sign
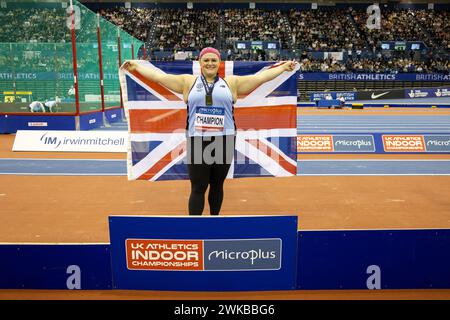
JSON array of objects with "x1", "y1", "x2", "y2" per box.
[{"x1": 13, "y1": 130, "x2": 127, "y2": 152}]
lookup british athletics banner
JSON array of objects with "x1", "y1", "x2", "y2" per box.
[
  {"x1": 2, "y1": 72, "x2": 449, "y2": 82},
  {"x1": 298, "y1": 73, "x2": 450, "y2": 82},
  {"x1": 119, "y1": 61, "x2": 299, "y2": 181}
]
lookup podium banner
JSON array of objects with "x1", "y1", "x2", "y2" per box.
[{"x1": 109, "y1": 215, "x2": 298, "y2": 291}]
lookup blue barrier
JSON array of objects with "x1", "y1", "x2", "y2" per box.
[
  {"x1": 109, "y1": 215, "x2": 298, "y2": 291},
  {"x1": 0, "y1": 115, "x2": 77, "y2": 134},
  {"x1": 105, "y1": 108, "x2": 123, "y2": 124},
  {"x1": 79, "y1": 111, "x2": 103, "y2": 130},
  {"x1": 297, "y1": 229, "x2": 450, "y2": 290},
  {"x1": 0, "y1": 115, "x2": 6, "y2": 133},
  {"x1": 405, "y1": 87, "x2": 450, "y2": 99},
  {"x1": 0, "y1": 244, "x2": 112, "y2": 289},
  {"x1": 317, "y1": 99, "x2": 343, "y2": 108},
  {"x1": 309, "y1": 87, "x2": 450, "y2": 102},
  {"x1": 310, "y1": 92, "x2": 357, "y2": 101},
  {"x1": 0, "y1": 111, "x2": 125, "y2": 133},
  {"x1": 297, "y1": 102, "x2": 450, "y2": 108},
  {"x1": 345, "y1": 103, "x2": 450, "y2": 108},
  {"x1": 1, "y1": 219, "x2": 449, "y2": 291}
]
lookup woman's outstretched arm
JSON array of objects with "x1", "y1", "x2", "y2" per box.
[
  {"x1": 121, "y1": 60, "x2": 194, "y2": 94},
  {"x1": 226, "y1": 61, "x2": 298, "y2": 97}
]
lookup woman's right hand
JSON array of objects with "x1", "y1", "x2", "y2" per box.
[{"x1": 121, "y1": 60, "x2": 139, "y2": 72}]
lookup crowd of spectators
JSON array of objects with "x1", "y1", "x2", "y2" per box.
[
  {"x1": 0, "y1": 8, "x2": 70, "y2": 43},
  {"x1": 0, "y1": 43, "x2": 73, "y2": 73},
  {"x1": 223, "y1": 9, "x2": 290, "y2": 49},
  {"x1": 100, "y1": 7, "x2": 156, "y2": 42},
  {"x1": 2, "y1": 6, "x2": 447, "y2": 53},
  {"x1": 288, "y1": 9, "x2": 368, "y2": 52},
  {"x1": 415, "y1": 10, "x2": 450, "y2": 50},
  {"x1": 153, "y1": 9, "x2": 219, "y2": 51},
  {"x1": 0, "y1": 6, "x2": 449, "y2": 74},
  {"x1": 346, "y1": 57, "x2": 448, "y2": 73},
  {"x1": 351, "y1": 8, "x2": 434, "y2": 49},
  {"x1": 0, "y1": 43, "x2": 125, "y2": 73},
  {"x1": 298, "y1": 56, "x2": 449, "y2": 73}
]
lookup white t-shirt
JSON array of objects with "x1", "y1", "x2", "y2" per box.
[
  {"x1": 44, "y1": 100, "x2": 56, "y2": 112},
  {"x1": 29, "y1": 101, "x2": 45, "y2": 112},
  {"x1": 44, "y1": 100, "x2": 57, "y2": 110}
]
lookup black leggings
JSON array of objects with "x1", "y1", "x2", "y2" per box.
[{"x1": 187, "y1": 135, "x2": 235, "y2": 216}]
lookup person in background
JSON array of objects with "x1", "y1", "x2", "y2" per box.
[
  {"x1": 29, "y1": 100, "x2": 45, "y2": 113},
  {"x1": 44, "y1": 98, "x2": 58, "y2": 113},
  {"x1": 337, "y1": 95, "x2": 346, "y2": 108}
]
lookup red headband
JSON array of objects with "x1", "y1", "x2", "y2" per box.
[{"x1": 199, "y1": 47, "x2": 221, "y2": 60}]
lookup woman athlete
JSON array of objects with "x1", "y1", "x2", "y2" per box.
[{"x1": 122, "y1": 47, "x2": 297, "y2": 216}]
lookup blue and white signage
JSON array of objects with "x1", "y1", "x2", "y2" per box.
[{"x1": 109, "y1": 215, "x2": 298, "y2": 291}]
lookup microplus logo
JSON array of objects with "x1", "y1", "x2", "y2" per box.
[
  {"x1": 298, "y1": 135, "x2": 375, "y2": 153},
  {"x1": 424, "y1": 135, "x2": 450, "y2": 152},
  {"x1": 207, "y1": 249, "x2": 276, "y2": 265},
  {"x1": 126, "y1": 238, "x2": 281, "y2": 271},
  {"x1": 333, "y1": 135, "x2": 375, "y2": 152},
  {"x1": 426, "y1": 139, "x2": 450, "y2": 146},
  {"x1": 204, "y1": 239, "x2": 281, "y2": 271}
]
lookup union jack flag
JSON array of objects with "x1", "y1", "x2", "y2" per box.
[{"x1": 119, "y1": 61, "x2": 298, "y2": 181}]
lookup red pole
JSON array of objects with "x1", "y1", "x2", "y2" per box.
[
  {"x1": 131, "y1": 42, "x2": 135, "y2": 60},
  {"x1": 143, "y1": 45, "x2": 147, "y2": 60},
  {"x1": 117, "y1": 27, "x2": 123, "y2": 109},
  {"x1": 11, "y1": 43, "x2": 17, "y2": 103},
  {"x1": 97, "y1": 13, "x2": 105, "y2": 113},
  {"x1": 70, "y1": 0, "x2": 80, "y2": 116}
]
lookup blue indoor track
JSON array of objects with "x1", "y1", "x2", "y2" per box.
[
  {"x1": 2, "y1": 108, "x2": 450, "y2": 176},
  {"x1": 297, "y1": 115, "x2": 450, "y2": 133},
  {"x1": 1, "y1": 158, "x2": 450, "y2": 176}
]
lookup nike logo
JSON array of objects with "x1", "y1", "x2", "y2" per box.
[{"x1": 371, "y1": 92, "x2": 390, "y2": 99}]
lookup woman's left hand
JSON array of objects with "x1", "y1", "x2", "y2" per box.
[{"x1": 282, "y1": 60, "x2": 297, "y2": 72}]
